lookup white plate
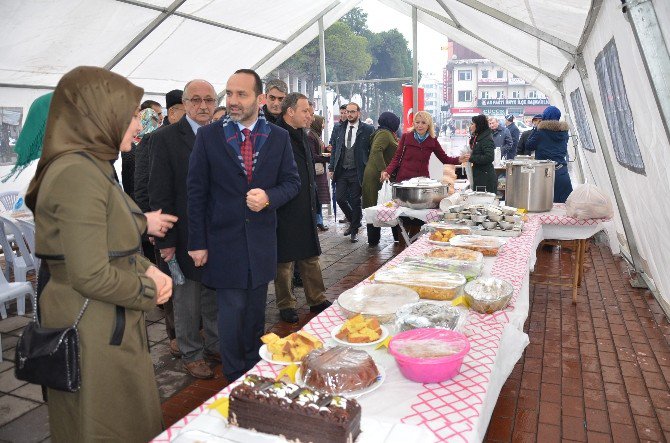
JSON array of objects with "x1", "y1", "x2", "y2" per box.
[
  {"x1": 331, "y1": 324, "x2": 389, "y2": 347},
  {"x1": 427, "y1": 238, "x2": 455, "y2": 246},
  {"x1": 258, "y1": 344, "x2": 302, "y2": 366},
  {"x1": 296, "y1": 365, "x2": 386, "y2": 399}
]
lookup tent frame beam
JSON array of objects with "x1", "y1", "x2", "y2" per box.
[
  {"x1": 453, "y1": 0, "x2": 576, "y2": 57},
  {"x1": 319, "y1": 17, "x2": 330, "y2": 145},
  {"x1": 105, "y1": 0, "x2": 186, "y2": 70},
  {"x1": 326, "y1": 77, "x2": 412, "y2": 86},
  {"x1": 405, "y1": 2, "x2": 560, "y2": 82},
  {"x1": 412, "y1": 6, "x2": 419, "y2": 116},
  {"x1": 113, "y1": 0, "x2": 285, "y2": 44},
  {"x1": 435, "y1": 0, "x2": 462, "y2": 29}
]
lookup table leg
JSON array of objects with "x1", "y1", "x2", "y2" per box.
[
  {"x1": 397, "y1": 219, "x2": 412, "y2": 246},
  {"x1": 577, "y1": 239, "x2": 586, "y2": 287},
  {"x1": 572, "y1": 239, "x2": 582, "y2": 305}
]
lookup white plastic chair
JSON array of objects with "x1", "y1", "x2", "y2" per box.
[
  {"x1": 0, "y1": 216, "x2": 36, "y2": 284},
  {"x1": 0, "y1": 191, "x2": 19, "y2": 211},
  {"x1": 16, "y1": 219, "x2": 39, "y2": 271},
  {"x1": 0, "y1": 270, "x2": 35, "y2": 362}
]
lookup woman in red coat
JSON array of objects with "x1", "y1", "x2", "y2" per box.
[{"x1": 381, "y1": 111, "x2": 469, "y2": 182}]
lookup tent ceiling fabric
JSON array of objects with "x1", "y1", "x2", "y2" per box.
[{"x1": 0, "y1": 0, "x2": 591, "y2": 97}]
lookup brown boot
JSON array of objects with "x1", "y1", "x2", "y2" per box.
[
  {"x1": 169, "y1": 339, "x2": 182, "y2": 358},
  {"x1": 184, "y1": 360, "x2": 214, "y2": 379}
]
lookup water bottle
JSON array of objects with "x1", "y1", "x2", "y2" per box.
[{"x1": 167, "y1": 257, "x2": 185, "y2": 285}]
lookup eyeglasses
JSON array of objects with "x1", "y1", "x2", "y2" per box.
[
  {"x1": 184, "y1": 97, "x2": 217, "y2": 106},
  {"x1": 346, "y1": 110, "x2": 359, "y2": 114}
]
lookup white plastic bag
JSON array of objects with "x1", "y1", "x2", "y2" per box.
[
  {"x1": 565, "y1": 183, "x2": 613, "y2": 220},
  {"x1": 377, "y1": 180, "x2": 393, "y2": 204}
]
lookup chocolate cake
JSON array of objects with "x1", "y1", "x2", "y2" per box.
[
  {"x1": 301, "y1": 346, "x2": 379, "y2": 394},
  {"x1": 229, "y1": 375, "x2": 361, "y2": 443}
]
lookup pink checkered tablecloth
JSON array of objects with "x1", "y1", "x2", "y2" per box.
[
  {"x1": 366, "y1": 202, "x2": 443, "y2": 226},
  {"x1": 153, "y1": 206, "x2": 609, "y2": 442}
]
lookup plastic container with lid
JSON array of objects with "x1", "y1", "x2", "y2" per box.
[
  {"x1": 337, "y1": 284, "x2": 420, "y2": 324},
  {"x1": 388, "y1": 328, "x2": 470, "y2": 383},
  {"x1": 373, "y1": 265, "x2": 466, "y2": 301},
  {"x1": 464, "y1": 277, "x2": 514, "y2": 314},
  {"x1": 449, "y1": 235, "x2": 506, "y2": 256},
  {"x1": 395, "y1": 301, "x2": 468, "y2": 332},
  {"x1": 403, "y1": 255, "x2": 482, "y2": 281}
]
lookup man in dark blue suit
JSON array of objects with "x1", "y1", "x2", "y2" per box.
[{"x1": 187, "y1": 69, "x2": 300, "y2": 382}]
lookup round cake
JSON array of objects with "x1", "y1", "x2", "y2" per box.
[{"x1": 301, "y1": 346, "x2": 379, "y2": 394}]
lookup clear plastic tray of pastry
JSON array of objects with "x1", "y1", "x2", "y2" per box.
[
  {"x1": 423, "y1": 222, "x2": 473, "y2": 236},
  {"x1": 395, "y1": 301, "x2": 468, "y2": 332},
  {"x1": 337, "y1": 284, "x2": 420, "y2": 324},
  {"x1": 464, "y1": 277, "x2": 514, "y2": 314},
  {"x1": 424, "y1": 246, "x2": 484, "y2": 263},
  {"x1": 402, "y1": 255, "x2": 482, "y2": 281},
  {"x1": 448, "y1": 235, "x2": 506, "y2": 256},
  {"x1": 373, "y1": 265, "x2": 467, "y2": 301}
]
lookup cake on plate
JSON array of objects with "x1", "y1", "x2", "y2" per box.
[
  {"x1": 301, "y1": 346, "x2": 379, "y2": 394},
  {"x1": 229, "y1": 374, "x2": 361, "y2": 443}
]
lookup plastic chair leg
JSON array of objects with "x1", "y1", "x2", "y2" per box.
[
  {"x1": 17, "y1": 294, "x2": 25, "y2": 316},
  {"x1": 0, "y1": 302, "x2": 7, "y2": 320}
]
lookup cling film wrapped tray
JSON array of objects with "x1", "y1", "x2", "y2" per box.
[
  {"x1": 403, "y1": 256, "x2": 483, "y2": 281},
  {"x1": 373, "y1": 264, "x2": 466, "y2": 301}
]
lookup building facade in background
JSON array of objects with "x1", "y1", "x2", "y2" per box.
[
  {"x1": 419, "y1": 73, "x2": 444, "y2": 129},
  {"x1": 443, "y1": 41, "x2": 548, "y2": 134}
]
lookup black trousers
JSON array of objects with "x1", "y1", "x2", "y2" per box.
[{"x1": 335, "y1": 168, "x2": 362, "y2": 229}]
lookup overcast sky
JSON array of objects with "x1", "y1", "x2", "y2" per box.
[{"x1": 360, "y1": 0, "x2": 450, "y2": 80}]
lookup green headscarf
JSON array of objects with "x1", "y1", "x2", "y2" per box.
[{"x1": 2, "y1": 92, "x2": 53, "y2": 182}]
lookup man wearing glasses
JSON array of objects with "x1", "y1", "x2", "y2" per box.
[
  {"x1": 261, "y1": 78, "x2": 288, "y2": 125},
  {"x1": 328, "y1": 103, "x2": 374, "y2": 242},
  {"x1": 148, "y1": 80, "x2": 220, "y2": 379}
]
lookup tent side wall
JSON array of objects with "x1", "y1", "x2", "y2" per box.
[{"x1": 562, "y1": 0, "x2": 670, "y2": 307}]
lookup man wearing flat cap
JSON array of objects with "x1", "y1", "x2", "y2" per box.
[
  {"x1": 505, "y1": 114, "x2": 520, "y2": 159},
  {"x1": 517, "y1": 114, "x2": 543, "y2": 156}
]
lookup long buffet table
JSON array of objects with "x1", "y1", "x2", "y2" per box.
[{"x1": 154, "y1": 204, "x2": 612, "y2": 443}]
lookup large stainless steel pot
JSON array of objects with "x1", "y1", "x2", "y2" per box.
[
  {"x1": 392, "y1": 183, "x2": 448, "y2": 209},
  {"x1": 505, "y1": 160, "x2": 555, "y2": 212}
]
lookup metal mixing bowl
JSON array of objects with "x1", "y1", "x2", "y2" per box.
[{"x1": 393, "y1": 184, "x2": 449, "y2": 209}]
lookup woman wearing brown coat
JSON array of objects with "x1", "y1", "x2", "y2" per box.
[{"x1": 26, "y1": 66, "x2": 174, "y2": 442}]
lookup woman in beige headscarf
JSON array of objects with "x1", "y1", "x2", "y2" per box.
[{"x1": 27, "y1": 66, "x2": 174, "y2": 442}]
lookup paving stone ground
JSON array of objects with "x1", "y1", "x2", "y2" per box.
[{"x1": 1, "y1": 214, "x2": 669, "y2": 443}]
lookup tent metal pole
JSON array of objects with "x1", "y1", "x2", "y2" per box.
[
  {"x1": 558, "y1": 0, "x2": 604, "y2": 83},
  {"x1": 574, "y1": 56, "x2": 645, "y2": 278},
  {"x1": 453, "y1": 0, "x2": 576, "y2": 57},
  {"x1": 622, "y1": 0, "x2": 670, "y2": 145},
  {"x1": 412, "y1": 6, "x2": 419, "y2": 117},
  {"x1": 319, "y1": 17, "x2": 330, "y2": 145},
  {"x1": 327, "y1": 77, "x2": 412, "y2": 86},
  {"x1": 104, "y1": 0, "x2": 186, "y2": 70},
  {"x1": 557, "y1": 84, "x2": 586, "y2": 184},
  {"x1": 435, "y1": 0, "x2": 462, "y2": 28}
]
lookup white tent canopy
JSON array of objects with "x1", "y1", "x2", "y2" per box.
[{"x1": 2, "y1": 0, "x2": 670, "y2": 312}]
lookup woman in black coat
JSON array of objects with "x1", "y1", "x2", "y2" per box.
[{"x1": 468, "y1": 114, "x2": 497, "y2": 193}]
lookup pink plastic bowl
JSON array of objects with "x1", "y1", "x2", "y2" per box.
[{"x1": 388, "y1": 328, "x2": 470, "y2": 383}]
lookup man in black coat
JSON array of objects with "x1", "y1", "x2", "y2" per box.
[
  {"x1": 517, "y1": 114, "x2": 543, "y2": 156},
  {"x1": 148, "y1": 80, "x2": 219, "y2": 380},
  {"x1": 274, "y1": 93, "x2": 331, "y2": 323},
  {"x1": 261, "y1": 79, "x2": 287, "y2": 125},
  {"x1": 328, "y1": 102, "x2": 374, "y2": 242},
  {"x1": 505, "y1": 114, "x2": 521, "y2": 159}
]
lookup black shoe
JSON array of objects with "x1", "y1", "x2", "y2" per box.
[
  {"x1": 309, "y1": 300, "x2": 332, "y2": 314},
  {"x1": 343, "y1": 226, "x2": 353, "y2": 236},
  {"x1": 292, "y1": 274, "x2": 303, "y2": 287},
  {"x1": 339, "y1": 218, "x2": 349, "y2": 224},
  {"x1": 279, "y1": 308, "x2": 299, "y2": 323},
  {"x1": 368, "y1": 241, "x2": 380, "y2": 247},
  {"x1": 350, "y1": 229, "x2": 359, "y2": 243},
  {"x1": 317, "y1": 223, "x2": 329, "y2": 232}
]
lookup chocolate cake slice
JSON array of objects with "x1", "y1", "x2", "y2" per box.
[{"x1": 229, "y1": 374, "x2": 362, "y2": 443}]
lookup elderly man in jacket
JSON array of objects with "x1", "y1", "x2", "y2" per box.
[
  {"x1": 504, "y1": 114, "x2": 520, "y2": 159},
  {"x1": 488, "y1": 116, "x2": 514, "y2": 160},
  {"x1": 273, "y1": 92, "x2": 331, "y2": 323},
  {"x1": 328, "y1": 102, "x2": 374, "y2": 242},
  {"x1": 187, "y1": 69, "x2": 300, "y2": 382}
]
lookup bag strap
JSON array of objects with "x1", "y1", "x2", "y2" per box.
[{"x1": 392, "y1": 137, "x2": 408, "y2": 175}]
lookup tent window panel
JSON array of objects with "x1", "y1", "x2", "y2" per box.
[
  {"x1": 569, "y1": 89, "x2": 596, "y2": 153},
  {"x1": 595, "y1": 39, "x2": 645, "y2": 175}
]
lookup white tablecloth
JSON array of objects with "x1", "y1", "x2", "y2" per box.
[{"x1": 154, "y1": 206, "x2": 611, "y2": 443}]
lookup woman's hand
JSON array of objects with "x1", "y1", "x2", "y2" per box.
[
  {"x1": 380, "y1": 171, "x2": 390, "y2": 182},
  {"x1": 145, "y1": 265, "x2": 172, "y2": 305},
  {"x1": 459, "y1": 153, "x2": 471, "y2": 163},
  {"x1": 145, "y1": 209, "x2": 178, "y2": 237}
]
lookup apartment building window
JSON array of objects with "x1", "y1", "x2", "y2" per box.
[
  {"x1": 458, "y1": 90, "x2": 472, "y2": 102},
  {"x1": 458, "y1": 70, "x2": 472, "y2": 81},
  {"x1": 496, "y1": 91, "x2": 505, "y2": 99},
  {"x1": 481, "y1": 91, "x2": 489, "y2": 99},
  {"x1": 496, "y1": 70, "x2": 504, "y2": 79},
  {"x1": 512, "y1": 91, "x2": 520, "y2": 98},
  {"x1": 528, "y1": 90, "x2": 537, "y2": 99},
  {"x1": 481, "y1": 69, "x2": 489, "y2": 79}
]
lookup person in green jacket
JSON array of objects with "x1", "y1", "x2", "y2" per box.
[
  {"x1": 468, "y1": 114, "x2": 497, "y2": 193},
  {"x1": 361, "y1": 112, "x2": 401, "y2": 246},
  {"x1": 26, "y1": 66, "x2": 174, "y2": 443}
]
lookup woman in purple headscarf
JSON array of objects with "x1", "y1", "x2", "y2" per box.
[{"x1": 526, "y1": 105, "x2": 573, "y2": 203}]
